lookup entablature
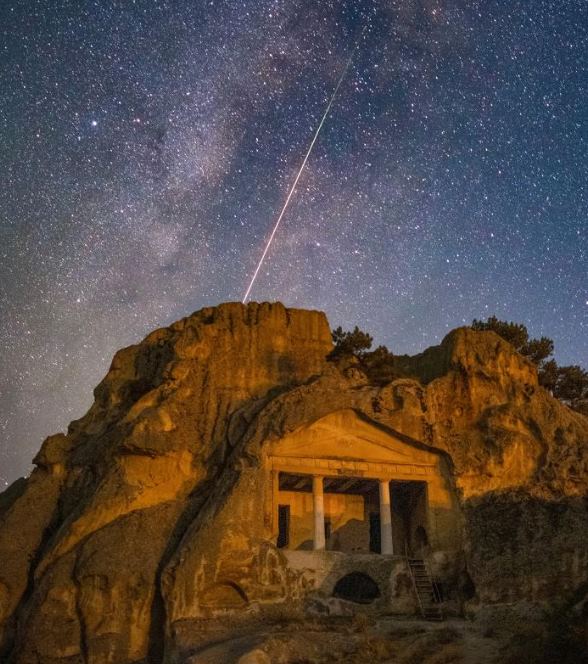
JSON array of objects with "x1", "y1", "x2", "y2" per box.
[{"x1": 269, "y1": 454, "x2": 435, "y2": 480}]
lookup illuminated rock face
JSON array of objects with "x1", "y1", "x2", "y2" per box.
[
  {"x1": 163, "y1": 408, "x2": 463, "y2": 646},
  {"x1": 0, "y1": 302, "x2": 332, "y2": 663},
  {"x1": 0, "y1": 302, "x2": 586, "y2": 663}
]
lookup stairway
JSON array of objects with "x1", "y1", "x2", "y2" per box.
[{"x1": 407, "y1": 558, "x2": 444, "y2": 621}]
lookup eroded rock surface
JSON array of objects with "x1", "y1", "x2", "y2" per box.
[{"x1": 0, "y1": 301, "x2": 585, "y2": 663}]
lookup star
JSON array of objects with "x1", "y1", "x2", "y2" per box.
[{"x1": 0, "y1": 0, "x2": 586, "y2": 486}]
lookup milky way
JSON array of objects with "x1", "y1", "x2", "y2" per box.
[{"x1": 1, "y1": 0, "x2": 586, "y2": 486}]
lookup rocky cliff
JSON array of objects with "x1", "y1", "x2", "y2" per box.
[{"x1": 0, "y1": 302, "x2": 586, "y2": 663}]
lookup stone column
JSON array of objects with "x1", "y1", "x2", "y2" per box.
[
  {"x1": 379, "y1": 479, "x2": 394, "y2": 555},
  {"x1": 312, "y1": 475, "x2": 325, "y2": 551}
]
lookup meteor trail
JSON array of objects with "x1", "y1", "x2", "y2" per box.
[{"x1": 242, "y1": 25, "x2": 368, "y2": 303}]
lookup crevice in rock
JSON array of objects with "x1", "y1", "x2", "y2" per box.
[
  {"x1": 146, "y1": 398, "x2": 267, "y2": 664},
  {"x1": 146, "y1": 482, "x2": 214, "y2": 664}
]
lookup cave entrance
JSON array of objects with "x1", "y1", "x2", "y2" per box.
[
  {"x1": 332, "y1": 572, "x2": 381, "y2": 604},
  {"x1": 200, "y1": 581, "x2": 248, "y2": 610}
]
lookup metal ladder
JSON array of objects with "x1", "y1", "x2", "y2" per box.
[{"x1": 407, "y1": 557, "x2": 444, "y2": 621}]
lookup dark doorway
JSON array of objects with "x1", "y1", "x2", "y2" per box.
[
  {"x1": 324, "y1": 517, "x2": 332, "y2": 542},
  {"x1": 369, "y1": 512, "x2": 381, "y2": 553},
  {"x1": 392, "y1": 480, "x2": 428, "y2": 555},
  {"x1": 415, "y1": 525, "x2": 428, "y2": 550},
  {"x1": 333, "y1": 572, "x2": 381, "y2": 604},
  {"x1": 277, "y1": 504, "x2": 290, "y2": 548}
]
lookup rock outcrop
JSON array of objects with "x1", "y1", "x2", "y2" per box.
[{"x1": 0, "y1": 302, "x2": 586, "y2": 663}]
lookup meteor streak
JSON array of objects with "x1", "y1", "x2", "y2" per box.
[{"x1": 242, "y1": 25, "x2": 368, "y2": 303}]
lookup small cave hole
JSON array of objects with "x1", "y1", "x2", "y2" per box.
[
  {"x1": 460, "y1": 571, "x2": 476, "y2": 601},
  {"x1": 415, "y1": 526, "x2": 429, "y2": 547},
  {"x1": 200, "y1": 581, "x2": 248, "y2": 610},
  {"x1": 333, "y1": 572, "x2": 381, "y2": 604}
]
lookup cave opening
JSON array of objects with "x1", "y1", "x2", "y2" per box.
[{"x1": 332, "y1": 572, "x2": 381, "y2": 604}]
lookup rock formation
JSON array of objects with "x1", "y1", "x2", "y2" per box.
[{"x1": 0, "y1": 301, "x2": 586, "y2": 663}]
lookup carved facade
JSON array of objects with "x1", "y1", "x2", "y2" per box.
[
  {"x1": 264, "y1": 409, "x2": 460, "y2": 560},
  {"x1": 178, "y1": 408, "x2": 462, "y2": 617}
]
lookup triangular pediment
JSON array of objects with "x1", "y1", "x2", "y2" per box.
[{"x1": 269, "y1": 409, "x2": 438, "y2": 467}]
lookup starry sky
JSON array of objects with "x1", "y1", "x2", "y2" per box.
[{"x1": 1, "y1": 0, "x2": 586, "y2": 486}]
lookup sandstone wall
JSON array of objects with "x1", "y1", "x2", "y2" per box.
[
  {"x1": 0, "y1": 302, "x2": 586, "y2": 663},
  {"x1": 0, "y1": 302, "x2": 331, "y2": 663},
  {"x1": 160, "y1": 327, "x2": 586, "y2": 659}
]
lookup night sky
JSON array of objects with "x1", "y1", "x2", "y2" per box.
[{"x1": 1, "y1": 0, "x2": 586, "y2": 486}]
